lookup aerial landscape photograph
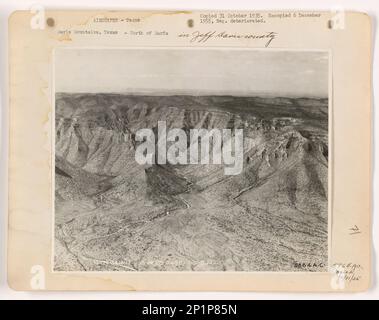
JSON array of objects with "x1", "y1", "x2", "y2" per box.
[{"x1": 53, "y1": 49, "x2": 329, "y2": 272}]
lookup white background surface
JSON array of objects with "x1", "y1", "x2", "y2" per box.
[{"x1": 0, "y1": 0, "x2": 377, "y2": 300}]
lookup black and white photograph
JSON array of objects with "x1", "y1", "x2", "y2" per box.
[
  {"x1": 2, "y1": 0, "x2": 376, "y2": 300},
  {"x1": 53, "y1": 49, "x2": 329, "y2": 272}
]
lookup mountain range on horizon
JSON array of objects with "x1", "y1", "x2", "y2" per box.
[{"x1": 56, "y1": 91, "x2": 329, "y2": 100}]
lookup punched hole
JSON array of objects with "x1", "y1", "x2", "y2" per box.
[{"x1": 46, "y1": 17, "x2": 55, "y2": 27}]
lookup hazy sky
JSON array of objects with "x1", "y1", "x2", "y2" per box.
[{"x1": 55, "y1": 48, "x2": 329, "y2": 97}]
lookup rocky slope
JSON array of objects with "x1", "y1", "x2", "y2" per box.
[{"x1": 54, "y1": 93, "x2": 328, "y2": 271}]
